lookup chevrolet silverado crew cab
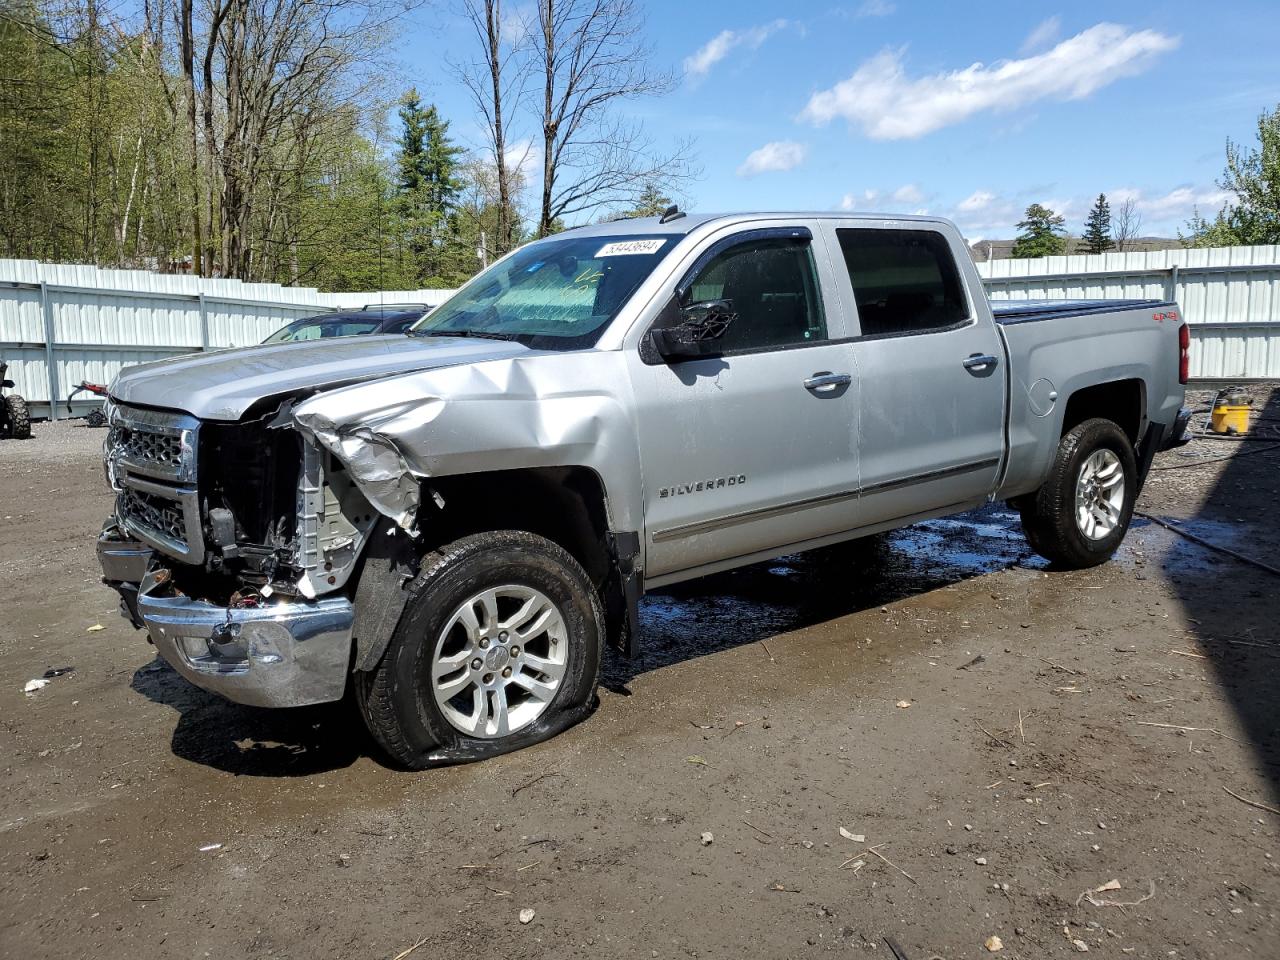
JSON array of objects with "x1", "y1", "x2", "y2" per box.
[{"x1": 98, "y1": 212, "x2": 1191, "y2": 767}]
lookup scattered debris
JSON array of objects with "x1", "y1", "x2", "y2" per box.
[
  {"x1": 518, "y1": 908, "x2": 535, "y2": 924},
  {"x1": 957, "y1": 654, "x2": 986, "y2": 671},
  {"x1": 975, "y1": 857, "x2": 988, "y2": 866},
  {"x1": 511, "y1": 770, "x2": 562, "y2": 797},
  {"x1": 684, "y1": 755, "x2": 708, "y2": 767},
  {"x1": 742, "y1": 820, "x2": 774, "y2": 842},
  {"x1": 23, "y1": 678, "x2": 49, "y2": 695},
  {"x1": 699, "y1": 831, "x2": 714, "y2": 846},
  {"x1": 336, "y1": 854, "x2": 351, "y2": 867},
  {"x1": 1223, "y1": 786, "x2": 1280, "y2": 816},
  {"x1": 883, "y1": 935, "x2": 912, "y2": 960},
  {"x1": 85, "y1": 624, "x2": 105, "y2": 633},
  {"x1": 1136, "y1": 721, "x2": 1244, "y2": 744},
  {"x1": 43, "y1": 666, "x2": 74, "y2": 678},
  {"x1": 867, "y1": 846, "x2": 917, "y2": 884},
  {"x1": 1076, "y1": 879, "x2": 1157, "y2": 908},
  {"x1": 896, "y1": 700, "x2": 912, "y2": 708},
  {"x1": 1072, "y1": 938, "x2": 1090, "y2": 952},
  {"x1": 198, "y1": 843, "x2": 222, "y2": 853},
  {"x1": 984, "y1": 935, "x2": 1004, "y2": 952},
  {"x1": 391, "y1": 937, "x2": 429, "y2": 960},
  {"x1": 838, "y1": 827, "x2": 865, "y2": 843}
]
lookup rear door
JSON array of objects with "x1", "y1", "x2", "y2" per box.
[
  {"x1": 625, "y1": 223, "x2": 860, "y2": 581},
  {"x1": 824, "y1": 223, "x2": 1006, "y2": 526}
]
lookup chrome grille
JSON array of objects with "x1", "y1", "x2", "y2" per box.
[
  {"x1": 119, "y1": 487, "x2": 185, "y2": 542},
  {"x1": 109, "y1": 426, "x2": 184, "y2": 471},
  {"x1": 105, "y1": 403, "x2": 204, "y2": 562}
]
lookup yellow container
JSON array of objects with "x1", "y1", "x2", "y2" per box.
[{"x1": 1210, "y1": 403, "x2": 1250, "y2": 434}]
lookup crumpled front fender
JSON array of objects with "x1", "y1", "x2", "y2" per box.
[{"x1": 290, "y1": 352, "x2": 640, "y2": 534}]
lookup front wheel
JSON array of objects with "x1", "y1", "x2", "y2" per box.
[
  {"x1": 1018, "y1": 417, "x2": 1137, "y2": 569},
  {"x1": 356, "y1": 530, "x2": 603, "y2": 769}
]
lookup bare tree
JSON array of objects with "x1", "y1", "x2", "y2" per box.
[
  {"x1": 454, "y1": 0, "x2": 525, "y2": 255},
  {"x1": 1114, "y1": 197, "x2": 1143, "y2": 252},
  {"x1": 199, "y1": 0, "x2": 415, "y2": 277},
  {"x1": 531, "y1": 0, "x2": 692, "y2": 236}
]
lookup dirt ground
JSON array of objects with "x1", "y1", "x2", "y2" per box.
[{"x1": 1, "y1": 387, "x2": 1277, "y2": 960}]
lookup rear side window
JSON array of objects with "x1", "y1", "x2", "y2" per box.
[
  {"x1": 836, "y1": 228, "x2": 968, "y2": 337},
  {"x1": 683, "y1": 237, "x2": 827, "y2": 352}
]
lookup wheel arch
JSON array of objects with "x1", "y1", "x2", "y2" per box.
[
  {"x1": 351, "y1": 465, "x2": 640, "y2": 673},
  {"x1": 1060, "y1": 378, "x2": 1147, "y2": 444}
]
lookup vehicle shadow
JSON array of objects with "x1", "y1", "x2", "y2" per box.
[
  {"x1": 1152, "y1": 385, "x2": 1280, "y2": 803},
  {"x1": 604, "y1": 505, "x2": 1046, "y2": 689},
  {"x1": 130, "y1": 657, "x2": 365, "y2": 776}
]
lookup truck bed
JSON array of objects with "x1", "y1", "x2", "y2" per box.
[{"x1": 991, "y1": 298, "x2": 1170, "y2": 323}]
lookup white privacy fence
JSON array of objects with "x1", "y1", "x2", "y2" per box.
[
  {"x1": 0, "y1": 259, "x2": 456, "y2": 419},
  {"x1": 3, "y1": 244, "x2": 1279, "y2": 419},
  {"x1": 978, "y1": 244, "x2": 1280, "y2": 382}
]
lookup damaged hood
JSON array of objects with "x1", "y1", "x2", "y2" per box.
[{"x1": 108, "y1": 335, "x2": 531, "y2": 420}]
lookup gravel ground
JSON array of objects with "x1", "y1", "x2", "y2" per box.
[{"x1": 1, "y1": 389, "x2": 1277, "y2": 959}]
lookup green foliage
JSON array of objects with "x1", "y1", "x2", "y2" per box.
[
  {"x1": 394, "y1": 90, "x2": 466, "y2": 285},
  {"x1": 1082, "y1": 194, "x2": 1114, "y2": 255},
  {"x1": 0, "y1": 4, "x2": 509, "y2": 292},
  {"x1": 620, "y1": 182, "x2": 673, "y2": 219},
  {"x1": 1185, "y1": 103, "x2": 1280, "y2": 247},
  {"x1": 1011, "y1": 203, "x2": 1067, "y2": 259}
]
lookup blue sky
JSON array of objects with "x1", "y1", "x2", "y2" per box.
[{"x1": 400, "y1": 1, "x2": 1280, "y2": 241}]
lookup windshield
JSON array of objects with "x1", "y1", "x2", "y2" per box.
[{"x1": 411, "y1": 233, "x2": 680, "y2": 349}]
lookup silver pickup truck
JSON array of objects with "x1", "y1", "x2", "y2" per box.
[{"x1": 98, "y1": 212, "x2": 1191, "y2": 766}]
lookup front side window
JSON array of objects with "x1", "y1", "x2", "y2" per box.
[
  {"x1": 681, "y1": 237, "x2": 827, "y2": 353},
  {"x1": 412, "y1": 234, "x2": 680, "y2": 350},
  {"x1": 836, "y1": 228, "x2": 968, "y2": 337}
]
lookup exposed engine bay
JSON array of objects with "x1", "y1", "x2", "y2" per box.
[{"x1": 106, "y1": 397, "x2": 379, "y2": 606}]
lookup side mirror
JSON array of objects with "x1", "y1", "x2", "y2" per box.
[
  {"x1": 649, "y1": 298, "x2": 737, "y2": 361},
  {"x1": 1, "y1": 379, "x2": 13, "y2": 389}
]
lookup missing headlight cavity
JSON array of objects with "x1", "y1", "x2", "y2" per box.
[{"x1": 196, "y1": 410, "x2": 378, "y2": 599}]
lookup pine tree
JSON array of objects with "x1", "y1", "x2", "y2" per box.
[
  {"x1": 1011, "y1": 203, "x2": 1067, "y2": 259},
  {"x1": 622, "y1": 182, "x2": 673, "y2": 218},
  {"x1": 395, "y1": 90, "x2": 462, "y2": 284},
  {"x1": 1082, "y1": 194, "x2": 1114, "y2": 254}
]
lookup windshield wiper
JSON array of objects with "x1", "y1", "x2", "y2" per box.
[{"x1": 417, "y1": 328, "x2": 520, "y2": 342}]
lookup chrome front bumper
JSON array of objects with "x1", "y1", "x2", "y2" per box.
[{"x1": 98, "y1": 526, "x2": 354, "y2": 708}]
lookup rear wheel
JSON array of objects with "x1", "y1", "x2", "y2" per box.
[
  {"x1": 356, "y1": 530, "x2": 603, "y2": 768},
  {"x1": 3, "y1": 394, "x2": 31, "y2": 439},
  {"x1": 1018, "y1": 417, "x2": 1137, "y2": 569}
]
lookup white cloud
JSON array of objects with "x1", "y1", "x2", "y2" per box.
[
  {"x1": 737, "y1": 141, "x2": 808, "y2": 177},
  {"x1": 946, "y1": 184, "x2": 1230, "y2": 239},
  {"x1": 684, "y1": 20, "x2": 790, "y2": 77},
  {"x1": 1020, "y1": 15, "x2": 1061, "y2": 54},
  {"x1": 892, "y1": 183, "x2": 924, "y2": 204},
  {"x1": 800, "y1": 23, "x2": 1179, "y2": 140},
  {"x1": 1110, "y1": 185, "x2": 1232, "y2": 223},
  {"x1": 504, "y1": 139, "x2": 538, "y2": 181},
  {"x1": 855, "y1": 0, "x2": 895, "y2": 17},
  {"x1": 958, "y1": 189, "x2": 996, "y2": 212}
]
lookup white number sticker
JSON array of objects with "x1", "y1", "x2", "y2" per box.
[{"x1": 594, "y1": 239, "x2": 666, "y2": 257}]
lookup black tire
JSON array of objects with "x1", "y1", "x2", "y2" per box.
[
  {"x1": 4, "y1": 394, "x2": 31, "y2": 439},
  {"x1": 356, "y1": 530, "x2": 603, "y2": 769},
  {"x1": 1018, "y1": 417, "x2": 1137, "y2": 569}
]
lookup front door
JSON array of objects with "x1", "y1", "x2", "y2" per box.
[{"x1": 627, "y1": 225, "x2": 860, "y2": 581}]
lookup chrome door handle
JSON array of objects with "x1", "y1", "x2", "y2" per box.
[
  {"x1": 804, "y1": 372, "x2": 852, "y2": 392},
  {"x1": 962, "y1": 353, "x2": 999, "y2": 372}
]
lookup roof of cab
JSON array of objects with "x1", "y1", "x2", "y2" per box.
[{"x1": 557, "y1": 210, "x2": 957, "y2": 239}]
